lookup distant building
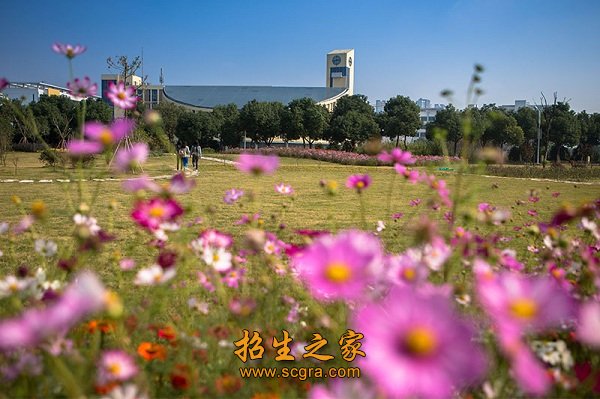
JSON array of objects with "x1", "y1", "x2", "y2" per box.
[
  {"x1": 108, "y1": 50, "x2": 354, "y2": 114},
  {"x1": 416, "y1": 98, "x2": 430, "y2": 109},
  {"x1": 500, "y1": 100, "x2": 528, "y2": 113},
  {"x1": 416, "y1": 99, "x2": 446, "y2": 140},
  {"x1": 2, "y1": 82, "x2": 97, "y2": 104},
  {"x1": 375, "y1": 99, "x2": 386, "y2": 113}
]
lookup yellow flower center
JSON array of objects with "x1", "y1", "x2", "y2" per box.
[
  {"x1": 66, "y1": 49, "x2": 74, "y2": 57},
  {"x1": 402, "y1": 267, "x2": 416, "y2": 281},
  {"x1": 213, "y1": 253, "x2": 220, "y2": 263},
  {"x1": 117, "y1": 92, "x2": 127, "y2": 100},
  {"x1": 404, "y1": 327, "x2": 438, "y2": 357},
  {"x1": 9, "y1": 282, "x2": 18, "y2": 292},
  {"x1": 99, "y1": 129, "x2": 113, "y2": 145},
  {"x1": 325, "y1": 262, "x2": 352, "y2": 283},
  {"x1": 509, "y1": 298, "x2": 538, "y2": 320},
  {"x1": 149, "y1": 206, "x2": 165, "y2": 218},
  {"x1": 356, "y1": 181, "x2": 365, "y2": 189},
  {"x1": 107, "y1": 362, "x2": 121, "y2": 375}
]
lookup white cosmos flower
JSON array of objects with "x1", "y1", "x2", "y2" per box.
[
  {"x1": 202, "y1": 246, "x2": 232, "y2": 272},
  {"x1": 134, "y1": 265, "x2": 176, "y2": 286},
  {"x1": 0, "y1": 275, "x2": 32, "y2": 298},
  {"x1": 34, "y1": 239, "x2": 57, "y2": 257}
]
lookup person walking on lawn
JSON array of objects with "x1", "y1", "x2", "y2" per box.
[{"x1": 192, "y1": 142, "x2": 202, "y2": 171}]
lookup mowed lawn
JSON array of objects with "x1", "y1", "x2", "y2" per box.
[{"x1": 1, "y1": 151, "x2": 598, "y2": 274}]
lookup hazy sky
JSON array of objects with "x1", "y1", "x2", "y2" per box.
[{"x1": 2, "y1": 0, "x2": 599, "y2": 112}]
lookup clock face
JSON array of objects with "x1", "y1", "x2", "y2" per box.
[
  {"x1": 332, "y1": 55, "x2": 341, "y2": 66},
  {"x1": 348, "y1": 57, "x2": 352, "y2": 66}
]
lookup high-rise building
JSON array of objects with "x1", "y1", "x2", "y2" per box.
[
  {"x1": 375, "y1": 99, "x2": 386, "y2": 113},
  {"x1": 416, "y1": 98, "x2": 431, "y2": 109}
]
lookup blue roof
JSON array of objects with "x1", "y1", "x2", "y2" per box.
[{"x1": 163, "y1": 85, "x2": 346, "y2": 109}]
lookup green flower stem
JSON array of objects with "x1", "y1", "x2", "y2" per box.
[
  {"x1": 385, "y1": 169, "x2": 397, "y2": 218},
  {"x1": 47, "y1": 355, "x2": 83, "y2": 399},
  {"x1": 358, "y1": 191, "x2": 367, "y2": 230}
]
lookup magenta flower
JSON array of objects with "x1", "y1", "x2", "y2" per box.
[
  {"x1": 122, "y1": 175, "x2": 161, "y2": 193},
  {"x1": 274, "y1": 183, "x2": 294, "y2": 195},
  {"x1": 168, "y1": 172, "x2": 196, "y2": 194},
  {"x1": 66, "y1": 139, "x2": 103, "y2": 155},
  {"x1": 476, "y1": 271, "x2": 576, "y2": 338},
  {"x1": 386, "y1": 252, "x2": 428, "y2": 287},
  {"x1": 235, "y1": 153, "x2": 280, "y2": 175},
  {"x1": 292, "y1": 230, "x2": 383, "y2": 301},
  {"x1": 223, "y1": 188, "x2": 244, "y2": 204},
  {"x1": 52, "y1": 43, "x2": 86, "y2": 59},
  {"x1": 552, "y1": 192, "x2": 561, "y2": 198},
  {"x1": 378, "y1": 148, "x2": 415, "y2": 165},
  {"x1": 107, "y1": 81, "x2": 138, "y2": 109},
  {"x1": 527, "y1": 209, "x2": 538, "y2": 217},
  {"x1": 345, "y1": 174, "x2": 371, "y2": 192},
  {"x1": 498, "y1": 249, "x2": 524, "y2": 272},
  {"x1": 409, "y1": 198, "x2": 421, "y2": 207},
  {"x1": 114, "y1": 142, "x2": 149, "y2": 172},
  {"x1": 354, "y1": 287, "x2": 487, "y2": 399},
  {"x1": 198, "y1": 229, "x2": 233, "y2": 249},
  {"x1": 97, "y1": 350, "x2": 138, "y2": 384},
  {"x1": 131, "y1": 198, "x2": 184, "y2": 232},
  {"x1": 0, "y1": 78, "x2": 8, "y2": 92},
  {"x1": 392, "y1": 212, "x2": 404, "y2": 220},
  {"x1": 84, "y1": 119, "x2": 135, "y2": 147},
  {"x1": 66, "y1": 77, "x2": 97, "y2": 98},
  {"x1": 0, "y1": 271, "x2": 105, "y2": 351},
  {"x1": 394, "y1": 164, "x2": 420, "y2": 183},
  {"x1": 577, "y1": 301, "x2": 600, "y2": 347}
]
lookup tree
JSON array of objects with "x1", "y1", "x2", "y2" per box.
[
  {"x1": 106, "y1": 55, "x2": 143, "y2": 84},
  {"x1": 212, "y1": 104, "x2": 240, "y2": 148},
  {"x1": 326, "y1": 95, "x2": 378, "y2": 149},
  {"x1": 514, "y1": 107, "x2": 538, "y2": 143},
  {"x1": 85, "y1": 98, "x2": 113, "y2": 124},
  {"x1": 283, "y1": 98, "x2": 329, "y2": 148},
  {"x1": 546, "y1": 102, "x2": 579, "y2": 162},
  {"x1": 483, "y1": 110, "x2": 524, "y2": 150},
  {"x1": 155, "y1": 102, "x2": 185, "y2": 143},
  {"x1": 175, "y1": 111, "x2": 214, "y2": 147},
  {"x1": 383, "y1": 95, "x2": 421, "y2": 146},
  {"x1": 425, "y1": 105, "x2": 461, "y2": 155},
  {"x1": 239, "y1": 101, "x2": 285, "y2": 146},
  {"x1": 30, "y1": 95, "x2": 77, "y2": 148}
]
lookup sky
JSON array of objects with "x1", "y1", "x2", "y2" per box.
[{"x1": 2, "y1": 0, "x2": 600, "y2": 112}]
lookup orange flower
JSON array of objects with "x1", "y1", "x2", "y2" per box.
[
  {"x1": 215, "y1": 374, "x2": 242, "y2": 395},
  {"x1": 252, "y1": 393, "x2": 280, "y2": 399},
  {"x1": 87, "y1": 320, "x2": 114, "y2": 334},
  {"x1": 137, "y1": 342, "x2": 167, "y2": 361},
  {"x1": 158, "y1": 325, "x2": 177, "y2": 341}
]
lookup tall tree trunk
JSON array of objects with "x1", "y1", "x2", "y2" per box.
[
  {"x1": 395, "y1": 135, "x2": 400, "y2": 147},
  {"x1": 453, "y1": 141, "x2": 458, "y2": 156}
]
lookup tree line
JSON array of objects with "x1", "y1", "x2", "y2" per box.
[{"x1": 2, "y1": 92, "x2": 599, "y2": 163}]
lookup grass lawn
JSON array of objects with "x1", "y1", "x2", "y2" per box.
[{"x1": 0, "y1": 152, "x2": 598, "y2": 397}]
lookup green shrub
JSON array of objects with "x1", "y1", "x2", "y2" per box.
[{"x1": 39, "y1": 148, "x2": 64, "y2": 168}]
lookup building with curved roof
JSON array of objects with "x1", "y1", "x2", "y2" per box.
[{"x1": 102, "y1": 50, "x2": 354, "y2": 113}]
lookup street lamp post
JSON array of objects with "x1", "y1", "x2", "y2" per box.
[{"x1": 535, "y1": 106, "x2": 541, "y2": 164}]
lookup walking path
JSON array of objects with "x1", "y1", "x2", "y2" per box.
[{"x1": 0, "y1": 156, "x2": 238, "y2": 184}]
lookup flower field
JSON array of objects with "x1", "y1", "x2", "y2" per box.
[{"x1": 1, "y1": 44, "x2": 600, "y2": 399}]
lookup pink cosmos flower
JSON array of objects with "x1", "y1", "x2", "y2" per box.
[
  {"x1": 552, "y1": 192, "x2": 561, "y2": 198},
  {"x1": 119, "y1": 258, "x2": 136, "y2": 271},
  {"x1": 345, "y1": 174, "x2": 371, "y2": 192},
  {"x1": 52, "y1": 43, "x2": 86, "y2": 59},
  {"x1": 292, "y1": 230, "x2": 383, "y2": 301},
  {"x1": 422, "y1": 237, "x2": 451, "y2": 271},
  {"x1": 122, "y1": 175, "x2": 161, "y2": 193},
  {"x1": 97, "y1": 350, "x2": 138, "y2": 384},
  {"x1": 528, "y1": 209, "x2": 538, "y2": 217},
  {"x1": 223, "y1": 268, "x2": 245, "y2": 288},
  {"x1": 354, "y1": 287, "x2": 487, "y2": 399},
  {"x1": 503, "y1": 335, "x2": 552, "y2": 396},
  {"x1": 131, "y1": 198, "x2": 184, "y2": 232},
  {"x1": 386, "y1": 252, "x2": 428, "y2": 287},
  {"x1": 67, "y1": 77, "x2": 97, "y2": 98},
  {"x1": 392, "y1": 212, "x2": 404, "y2": 220},
  {"x1": 476, "y1": 271, "x2": 576, "y2": 339},
  {"x1": 394, "y1": 164, "x2": 420, "y2": 183},
  {"x1": 377, "y1": 148, "x2": 415, "y2": 165},
  {"x1": 577, "y1": 301, "x2": 600, "y2": 347},
  {"x1": 498, "y1": 249, "x2": 524, "y2": 272},
  {"x1": 0, "y1": 271, "x2": 105, "y2": 351},
  {"x1": 0, "y1": 78, "x2": 8, "y2": 91},
  {"x1": 235, "y1": 153, "x2": 279, "y2": 175},
  {"x1": 223, "y1": 188, "x2": 244, "y2": 204},
  {"x1": 114, "y1": 143, "x2": 149, "y2": 172},
  {"x1": 66, "y1": 139, "x2": 103, "y2": 155},
  {"x1": 409, "y1": 198, "x2": 421, "y2": 207},
  {"x1": 198, "y1": 229, "x2": 233, "y2": 249},
  {"x1": 275, "y1": 183, "x2": 294, "y2": 195},
  {"x1": 85, "y1": 119, "x2": 134, "y2": 147},
  {"x1": 107, "y1": 81, "x2": 138, "y2": 109},
  {"x1": 529, "y1": 196, "x2": 540, "y2": 203},
  {"x1": 134, "y1": 265, "x2": 176, "y2": 285}
]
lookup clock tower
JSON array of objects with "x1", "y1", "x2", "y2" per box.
[{"x1": 326, "y1": 49, "x2": 354, "y2": 95}]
